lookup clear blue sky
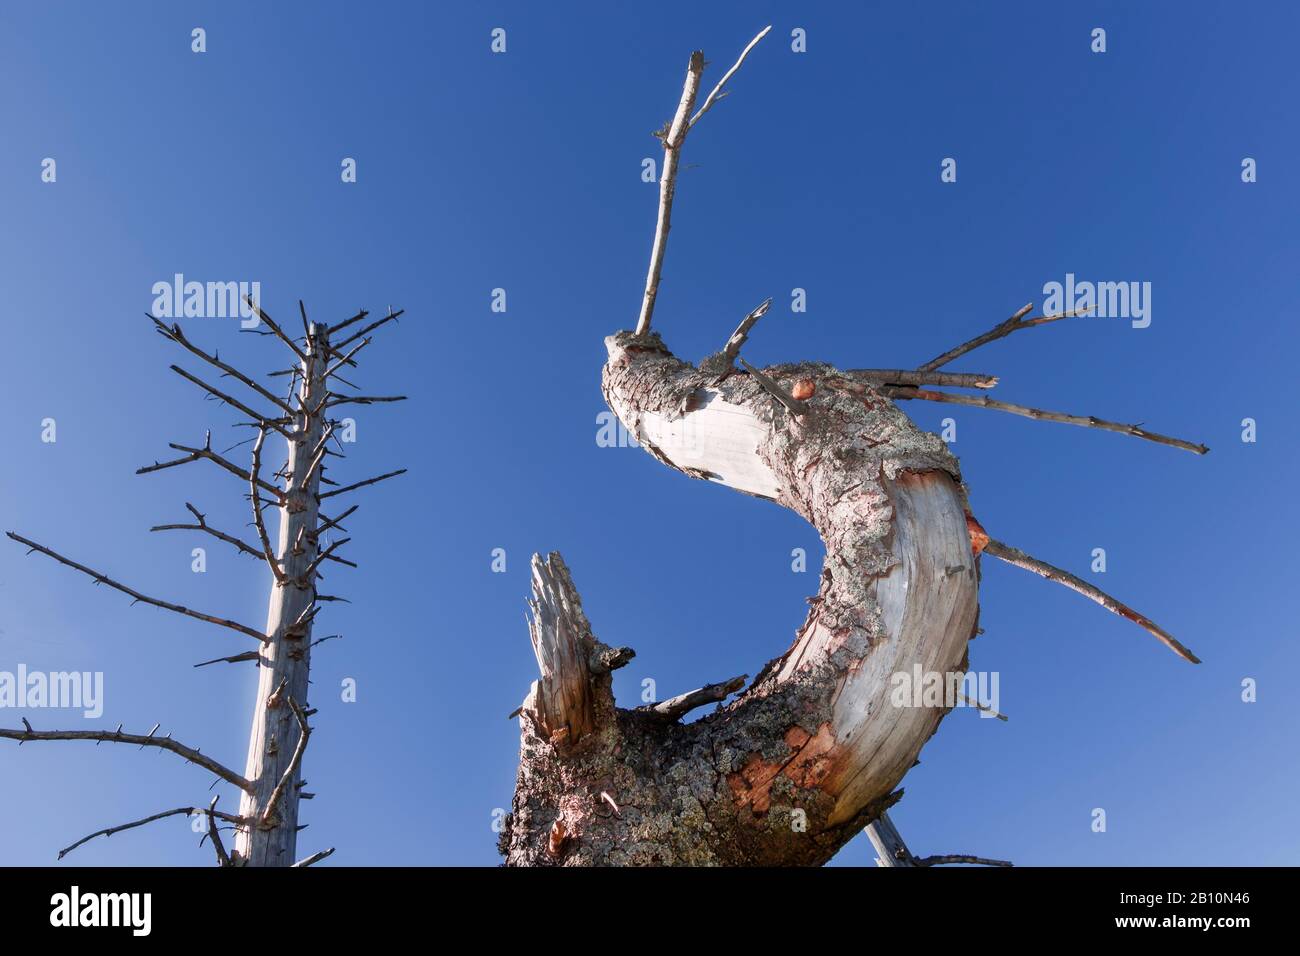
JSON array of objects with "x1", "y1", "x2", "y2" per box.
[{"x1": 1, "y1": 1, "x2": 1296, "y2": 866}]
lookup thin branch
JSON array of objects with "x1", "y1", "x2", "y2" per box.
[
  {"x1": 317, "y1": 504, "x2": 358, "y2": 535},
  {"x1": 206, "y1": 795, "x2": 232, "y2": 866},
  {"x1": 325, "y1": 394, "x2": 407, "y2": 408},
  {"x1": 842, "y1": 369, "x2": 998, "y2": 390},
  {"x1": 150, "y1": 502, "x2": 264, "y2": 560},
  {"x1": 637, "y1": 674, "x2": 747, "y2": 721},
  {"x1": 303, "y1": 538, "x2": 351, "y2": 581},
  {"x1": 688, "y1": 25, "x2": 772, "y2": 128},
  {"x1": 882, "y1": 387, "x2": 1209, "y2": 455},
  {"x1": 169, "y1": 365, "x2": 294, "y2": 439},
  {"x1": 738, "y1": 359, "x2": 809, "y2": 416},
  {"x1": 919, "y1": 303, "x2": 1092, "y2": 372},
  {"x1": 193, "y1": 650, "x2": 262, "y2": 668},
  {"x1": 250, "y1": 428, "x2": 286, "y2": 583},
  {"x1": 327, "y1": 308, "x2": 369, "y2": 337},
  {"x1": 137, "y1": 437, "x2": 283, "y2": 497},
  {"x1": 0, "y1": 722, "x2": 252, "y2": 791},
  {"x1": 324, "y1": 338, "x2": 371, "y2": 379},
  {"x1": 57, "y1": 805, "x2": 247, "y2": 861},
  {"x1": 292, "y1": 847, "x2": 336, "y2": 867},
  {"x1": 318, "y1": 468, "x2": 406, "y2": 500},
  {"x1": 261, "y1": 697, "x2": 311, "y2": 827},
  {"x1": 6, "y1": 532, "x2": 267, "y2": 643},
  {"x1": 148, "y1": 316, "x2": 295, "y2": 414},
  {"x1": 332, "y1": 308, "x2": 404, "y2": 350},
  {"x1": 983, "y1": 537, "x2": 1200, "y2": 663},
  {"x1": 635, "y1": 49, "x2": 705, "y2": 336},
  {"x1": 243, "y1": 295, "x2": 307, "y2": 363},
  {"x1": 914, "y1": 853, "x2": 1014, "y2": 867},
  {"x1": 956, "y1": 692, "x2": 1008, "y2": 721}
]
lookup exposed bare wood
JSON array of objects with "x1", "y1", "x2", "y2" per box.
[
  {"x1": 688, "y1": 25, "x2": 772, "y2": 129},
  {"x1": 842, "y1": 369, "x2": 998, "y2": 389},
  {"x1": 983, "y1": 538, "x2": 1200, "y2": 663},
  {"x1": 883, "y1": 386, "x2": 1209, "y2": 454},
  {"x1": 291, "y1": 847, "x2": 336, "y2": 867}
]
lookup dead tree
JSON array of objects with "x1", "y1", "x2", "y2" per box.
[
  {"x1": 1, "y1": 299, "x2": 406, "y2": 866},
  {"x1": 501, "y1": 27, "x2": 1205, "y2": 866}
]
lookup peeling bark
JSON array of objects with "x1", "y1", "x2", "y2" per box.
[{"x1": 503, "y1": 334, "x2": 981, "y2": 866}]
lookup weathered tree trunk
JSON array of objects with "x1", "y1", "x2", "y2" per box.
[
  {"x1": 501, "y1": 332, "x2": 981, "y2": 866},
  {"x1": 234, "y1": 326, "x2": 329, "y2": 866}
]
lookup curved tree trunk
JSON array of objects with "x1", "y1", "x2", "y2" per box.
[{"x1": 501, "y1": 332, "x2": 981, "y2": 866}]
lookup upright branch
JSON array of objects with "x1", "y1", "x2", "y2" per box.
[
  {"x1": 249, "y1": 427, "x2": 286, "y2": 583},
  {"x1": 635, "y1": 26, "x2": 772, "y2": 336}
]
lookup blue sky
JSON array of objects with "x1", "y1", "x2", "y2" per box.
[{"x1": 1, "y1": 0, "x2": 1296, "y2": 866}]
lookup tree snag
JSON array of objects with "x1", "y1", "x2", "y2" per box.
[
  {"x1": 2, "y1": 301, "x2": 407, "y2": 865},
  {"x1": 502, "y1": 27, "x2": 1205, "y2": 866}
]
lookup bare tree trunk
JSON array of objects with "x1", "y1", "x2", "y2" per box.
[
  {"x1": 501, "y1": 340, "x2": 982, "y2": 866},
  {"x1": 235, "y1": 327, "x2": 329, "y2": 866}
]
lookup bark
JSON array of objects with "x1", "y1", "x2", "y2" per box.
[
  {"x1": 234, "y1": 327, "x2": 329, "y2": 866},
  {"x1": 502, "y1": 332, "x2": 981, "y2": 866}
]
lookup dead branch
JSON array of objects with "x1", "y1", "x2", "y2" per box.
[
  {"x1": 688, "y1": 24, "x2": 772, "y2": 129},
  {"x1": 150, "y1": 502, "x2": 263, "y2": 560},
  {"x1": 843, "y1": 369, "x2": 998, "y2": 389},
  {"x1": 194, "y1": 650, "x2": 262, "y2": 668},
  {"x1": 291, "y1": 847, "x2": 335, "y2": 867},
  {"x1": 710, "y1": 297, "x2": 772, "y2": 375},
  {"x1": 137, "y1": 435, "x2": 284, "y2": 497},
  {"x1": 169, "y1": 364, "x2": 295, "y2": 439},
  {"x1": 206, "y1": 795, "x2": 232, "y2": 866},
  {"x1": 317, "y1": 468, "x2": 406, "y2": 500},
  {"x1": 0, "y1": 721, "x2": 252, "y2": 791},
  {"x1": 243, "y1": 295, "x2": 306, "y2": 363},
  {"x1": 883, "y1": 386, "x2": 1209, "y2": 455},
  {"x1": 5, "y1": 532, "x2": 267, "y2": 642},
  {"x1": 325, "y1": 394, "x2": 407, "y2": 408},
  {"x1": 637, "y1": 674, "x2": 747, "y2": 720},
  {"x1": 919, "y1": 303, "x2": 1093, "y2": 371},
  {"x1": 249, "y1": 428, "x2": 286, "y2": 583},
  {"x1": 983, "y1": 537, "x2": 1200, "y2": 663},
  {"x1": 327, "y1": 308, "x2": 369, "y2": 337},
  {"x1": 149, "y1": 316, "x2": 295, "y2": 415},
  {"x1": 915, "y1": 853, "x2": 1014, "y2": 867},
  {"x1": 332, "y1": 308, "x2": 404, "y2": 350},
  {"x1": 57, "y1": 805, "x2": 247, "y2": 861}
]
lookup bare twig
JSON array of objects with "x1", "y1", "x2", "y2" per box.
[
  {"x1": 688, "y1": 25, "x2": 772, "y2": 129},
  {"x1": 842, "y1": 369, "x2": 998, "y2": 389},
  {"x1": 714, "y1": 298, "x2": 772, "y2": 371},
  {"x1": 919, "y1": 303, "x2": 1092, "y2": 371},
  {"x1": 332, "y1": 308, "x2": 404, "y2": 351},
  {"x1": 325, "y1": 394, "x2": 407, "y2": 408},
  {"x1": 883, "y1": 387, "x2": 1208, "y2": 455},
  {"x1": 137, "y1": 437, "x2": 283, "y2": 497},
  {"x1": 0, "y1": 723, "x2": 252, "y2": 791},
  {"x1": 914, "y1": 853, "x2": 1014, "y2": 867},
  {"x1": 169, "y1": 365, "x2": 294, "y2": 439},
  {"x1": 637, "y1": 674, "x2": 747, "y2": 720},
  {"x1": 149, "y1": 316, "x2": 295, "y2": 415},
  {"x1": 318, "y1": 468, "x2": 406, "y2": 500},
  {"x1": 983, "y1": 537, "x2": 1200, "y2": 663},
  {"x1": 291, "y1": 847, "x2": 335, "y2": 867},
  {"x1": 5, "y1": 532, "x2": 266, "y2": 642},
  {"x1": 327, "y1": 308, "x2": 370, "y2": 337},
  {"x1": 243, "y1": 295, "x2": 307, "y2": 363},
  {"x1": 150, "y1": 502, "x2": 263, "y2": 560},
  {"x1": 249, "y1": 428, "x2": 286, "y2": 583},
  {"x1": 193, "y1": 650, "x2": 262, "y2": 668},
  {"x1": 956, "y1": 692, "x2": 1008, "y2": 721},
  {"x1": 206, "y1": 795, "x2": 232, "y2": 866},
  {"x1": 57, "y1": 805, "x2": 247, "y2": 860}
]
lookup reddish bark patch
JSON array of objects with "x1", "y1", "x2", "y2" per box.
[
  {"x1": 965, "y1": 512, "x2": 989, "y2": 556},
  {"x1": 728, "y1": 722, "x2": 842, "y2": 815}
]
